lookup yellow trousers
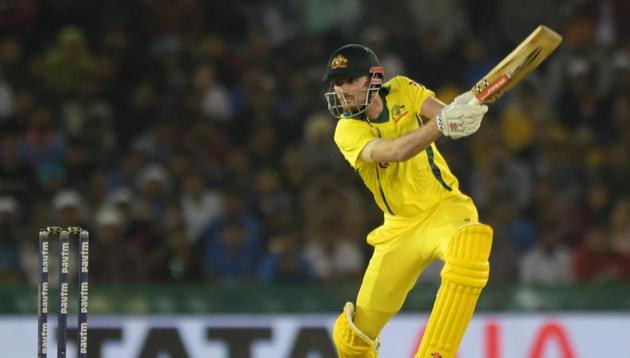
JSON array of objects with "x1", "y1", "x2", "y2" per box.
[{"x1": 354, "y1": 194, "x2": 478, "y2": 339}]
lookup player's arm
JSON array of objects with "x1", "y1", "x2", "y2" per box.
[
  {"x1": 360, "y1": 93, "x2": 487, "y2": 163},
  {"x1": 360, "y1": 97, "x2": 444, "y2": 163}
]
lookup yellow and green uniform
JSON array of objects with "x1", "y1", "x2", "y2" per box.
[
  {"x1": 334, "y1": 76, "x2": 467, "y2": 217},
  {"x1": 333, "y1": 76, "x2": 490, "y2": 358}
]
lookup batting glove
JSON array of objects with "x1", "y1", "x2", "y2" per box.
[{"x1": 436, "y1": 99, "x2": 488, "y2": 139}]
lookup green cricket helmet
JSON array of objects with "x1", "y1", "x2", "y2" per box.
[{"x1": 323, "y1": 44, "x2": 384, "y2": 118}]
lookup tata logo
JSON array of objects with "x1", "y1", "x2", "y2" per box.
[
  {"x1": 330, "y1": 55, "x2": 348, "y2": 69},
  {"x1": 392, "y1": 105, "x2": 408, "y2": 122}
]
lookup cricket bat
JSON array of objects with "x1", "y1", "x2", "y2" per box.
[{"x1": 470, "y1": 25, "x2": 563, "y2": 104}]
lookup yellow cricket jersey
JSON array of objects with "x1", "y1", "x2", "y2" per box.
[{"x1": 334, "y1": 76, "x2": 465, "y2": 217}]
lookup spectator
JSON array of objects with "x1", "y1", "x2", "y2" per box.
[
  {"x1": 301, "y1": 112, "x2": 343, "y2": 177},
  {"x1": 304, "y1": 225, "x2": 364, "y2": 281},
  {"x1": 91, "y1": 207, "x2": 145, "y2": 283},
  {"x1": 572, "y1": 226, "x2": 626, "y2": 282},
  {"x1": 609, "y1": 199, "x2": 630, "y2": 278},
  {"x1": 520, "y1": 225, "x2": 572, "y2": 284},
  {"x1": 470, "y1": 140, "x2": 533, "y2": 213},
  {"x1": 202, "y1": 190, "x2": 262, "y2": 282},
  {"x1": 52, "y1": 189, "x2": 89, "y2": 229},
  {"x1": 0, "y1": 126, "x2": 37, "y2": 212},
  {"x1": 0, "y1": 196, "x2": 25, "y2": 282},
  {"x1": 180, "y1": 172, "x2": 222, "y2": 244},
  {"x1": 20, "y1": 107, "x2": 65, "y2": 170},
  {"x1": 193, "y1": 64, "x2": 232, "y2": 121},
  {"x1": 251, "y1": 167, "x2": 293, "y2": 234},
  {"x1": 487, "y1": 192, "x2": 537, "y2": 254},
  {"x1": 133, "y1": 120, "x2": 176, "y2": 164},
  {"x1": 147, "y1": 217, "x2": 202, "y2": 282},
  {"x1": 259, "y1": 229, "x2": 313, "y2": 283},
  {"x1": 135, "y1": 164, "x2": 171, "y2": 222},
  {"x1": 43, "y1": 26, "x2": 95, "y2": 96}
]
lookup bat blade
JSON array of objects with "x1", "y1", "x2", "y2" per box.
[{"x1": 471, "y1": 25, "x2": 563, "y2": 104}]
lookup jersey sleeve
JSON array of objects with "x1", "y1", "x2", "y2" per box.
[
  {"x1": 397, "y1": 76, "x2": 435, "y2": 116},
  {"x1": 334, "y1": 119, "x2": 376, "y2": 169}
]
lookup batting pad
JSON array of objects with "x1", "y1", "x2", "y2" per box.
[
  {"x1": 415, "y1": 224, "x2": 493, "y2": 358},
  {"x1": 333, "y1": 302, "x2": 380, "y2": 358}
]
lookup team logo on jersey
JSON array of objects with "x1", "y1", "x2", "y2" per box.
[
  {"x1": 330, "y1": 55, "x2": 348, "y2": 69},
  {"x1": 392, "y1": 105, "x2": 408, "y2": 122}
]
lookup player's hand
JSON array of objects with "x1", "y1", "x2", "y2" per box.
[{"x1": 436, "y1": 99, "x2": 488, "y2": 139}]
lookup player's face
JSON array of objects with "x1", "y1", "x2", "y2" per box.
[
  {"x1": 332, "y1": 76, "x2": 369, "y2": 110},
  {"x1": 324, "y1": 73, "x2": 381, "y2": 118}
]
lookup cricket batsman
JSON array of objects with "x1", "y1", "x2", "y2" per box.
[{"x1": 323, "y1": 44, "x2": 493, "y2": 357}]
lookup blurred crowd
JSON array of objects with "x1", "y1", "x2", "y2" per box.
[{"x1": 0, "y1": 0, "x2": 629, "y2": 287}]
